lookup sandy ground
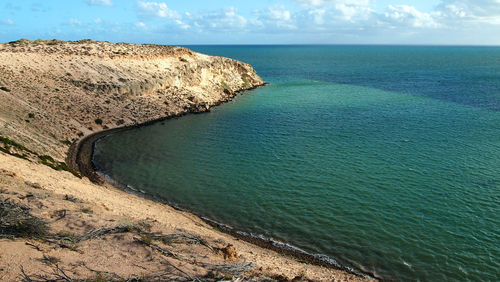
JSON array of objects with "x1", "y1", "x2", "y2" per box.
[
  {"x1": 0, "y1": 40, "x2": 369, "y2": 281},
  {"x1": 0, "y1": 39, "x2": 263, "y2": 161},
  {"x1": 0, "y1": 152, "x2": 367, "y2": 281}
]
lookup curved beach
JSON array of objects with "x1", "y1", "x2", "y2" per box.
[
  {"x1": 0, "y1": 40, "x2": 367, "y2": 281},
  {"x1": 71, "y1": 90, "x2": 374, "y2": 280}
]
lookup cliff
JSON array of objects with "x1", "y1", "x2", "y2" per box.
[
  {"x1": 0, "y1": 39, "x2": 263, "y2": 161},
  {"x1": 0, "y1": 40, "x2": 366, "y2": 281}
]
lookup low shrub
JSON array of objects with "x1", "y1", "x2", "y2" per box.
[{"x1": 0, "y1": 197, "x2": 49, "y2": 238}]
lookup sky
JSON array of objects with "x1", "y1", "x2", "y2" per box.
[{"x1": 0, "y1": 0, "x2": 499, "y2": 45}]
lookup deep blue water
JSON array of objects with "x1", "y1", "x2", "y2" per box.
[{"x1": 93, "y1": 46, "x2": 500, "y2": 281}]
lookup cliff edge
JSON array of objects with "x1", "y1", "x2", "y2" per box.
[
  {"x1": 0, "y1": 39, "x2": 263, "y2": 162},
  {"x1": 0, "y1": 40, "x2": 367, "y2": 281}
]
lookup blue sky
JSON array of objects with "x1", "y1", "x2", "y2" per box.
[{"x1": 1, "y1": 0, "x2": 499, "y2": 45}]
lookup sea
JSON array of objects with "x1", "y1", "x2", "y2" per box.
[{"x1": 93, "y1": 46, "x2": 500, "y2": 281}]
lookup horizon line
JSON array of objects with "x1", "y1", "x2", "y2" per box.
[{"x1": 2, "y1": 39, "x2": 499, "y2": 48}]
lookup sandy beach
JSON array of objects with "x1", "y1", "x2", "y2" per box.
[{"x1": 0, "y1": 40, "x2": 368, "y2": 281}]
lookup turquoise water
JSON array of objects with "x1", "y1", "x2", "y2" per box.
[{"x1": 93, "y1": 46, "x2": 500, "y2": 281}]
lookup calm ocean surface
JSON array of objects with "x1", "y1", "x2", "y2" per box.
[{"x1": 93, "y1": 46, "x2": 500, "y2": 281}]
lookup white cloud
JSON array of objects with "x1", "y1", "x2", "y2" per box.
[
  {"x1": 1, "y1": 19, "x2": 14, "y2": 25},
  {"x1": 335, "y1": 3, "x2": 374, "y2": 22},
  {"x1": 190, "y1": 7, "x2": 248, "y2": 32},
  {"x1": 384, "y1": 5, "x2": 441, "y2": 28},
  {"x1": 94, "y1": 18, "x2": 102, "y2": 24},
  {"x1": 439, "y1": 0, "x2": 500, "y2": 17},
  {"x1": 292, "y1": 0, "x2": 376, "y2": 28},
  {"x1": 295, "y1": 0, "x2": 373, "y2": 7},
  {"x1": 308, "y1": 9, "x2": 326, "y2": 25},
  {"x1": 69, "y1": 18, "x2": 82, "y2": 26},
  {"x1": 124, "y1": 0, "x2": 499, "y2": 44},
  {"x1": 253, "y1": 5, "x2": 296, "y2": 30},
  {"x1": 138, "y1": 1, "x2": 180, "y2": 19},
  {"x1": 175, "y1": 20, "x2": 191, "y2": 30},
  {"x1": 437, "y1": 0, "x2": 500, "y2": 25},
  {"x1": 85, "y1": 0, "x2": 113, "y2": 7},
  {"x1": 267, "y1": 6, "x2": 292, "y2": 21}
]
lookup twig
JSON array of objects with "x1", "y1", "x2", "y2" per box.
[
  {"x1": 25, "y1": 242, "x2": 42, "y2": 251},
  {"x1": 53, "y1": 210, "x2": 66, "y2": 221},
  {"x1": 82, "y1": 263, "x2": 124, "y2": 281},
  {"x1": 20, "y1": 266, "x2": 34, "y2": 282},
  {"x1": 133, "y1": 236, "x2": 198, "y2": 281},
  {"x1": 133, "y1": 236, "x2": 179, "y2": 258},
  {"x1": 76, "y1": 225, "x2": 136, "y2": 242},
  {"x1": 54, "y1": 264, "x2": 73, "y2": 282},
  {"x1": 19, "y1": 264, "x2": 74, "y2": 282},
  {"x1": 137, "y1": 232, "x2": 215, "y2": 252},
  {"x1": 199, "y1": 261, "x2": 254, "y2": 277}
]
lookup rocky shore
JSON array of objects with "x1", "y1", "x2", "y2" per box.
[{"x1": 0, "y1": 39, "x2": 368, "y2": 281}]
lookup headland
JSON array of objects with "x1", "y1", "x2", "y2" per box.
[{"x1": 0, "y1": 39, "x2": 368, "y2": 281}]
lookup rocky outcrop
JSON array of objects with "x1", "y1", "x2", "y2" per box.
[{"x1": 0, "y1": 39, "x2": 264, "y2": 162}]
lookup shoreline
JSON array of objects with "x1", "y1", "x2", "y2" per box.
[
  {"x1": 70, "y1": 86, "x2": 377, "y2": 281},
  {"x1": 1, "y1": 40, "x2": 369, "y2": 280}
]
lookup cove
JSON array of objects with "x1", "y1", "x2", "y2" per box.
[{"x1": 93, "y1": 46, "x2": 500, "y2": 281}]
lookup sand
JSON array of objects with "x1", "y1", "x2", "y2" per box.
[{"x1": 0, "y1": 40, "x2": 369, "y2": 281}]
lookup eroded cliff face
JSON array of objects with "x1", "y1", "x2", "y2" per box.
[{"x1": 0, "y1": 40, "x2": 264, "y2": 160}]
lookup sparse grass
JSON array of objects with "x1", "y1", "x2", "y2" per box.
[
  {"x1": 38, "y1": 155, "x2": 82, "y2": 178},
  {"x1": 94, "y1": 118, "x2": 103, "y2": 125},
  {"x1": 221, "y1": 81, "x2": 230, "y2": 92},
  {"x1": 39, "y1": 255, "x2": 61, "y2": 266},
  {"x1": 0, "y1": 136, "x2": 32, "y2": 160},
  {"x1": 179, "y1": 57, "x2": 188, "y2": 62},
  {"x1": 0, "y1": 197, "x2": 49, "y2": 239},
  {"x1": 64, "y1": 194, "x2": 81, "y2": 203},
  {"x1": 46, "y1": 39, "x2": 63, "y2": 46},
  {"x1": 25, "y1": 181, "x2": 42, "y2": 189},
  {"x1": 0, "y1": 136, "x2": 33, "y2": 153},
  {"x1": 28, "y1": 113, "x2": 35, "y2": 118},
  {"x1": 0, "y1": 147, "x2": 29, "y2": 160},
  {"x1": 139, "y1": 234, "x2": 154, "y2": 244},
  {"x1": 242, "y1": 76, "x2": 250, "y2": 88},
  {"x1": 81, "y1": 207, "x2": 93, "y2": 214},
  {"x1": 61, "y1": 139, "x2": 72, "y2": 146}
]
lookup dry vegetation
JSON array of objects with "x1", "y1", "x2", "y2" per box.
[
  {"x1": 0, "y1": 153, "x2": 367, "y2": 281},
  {"x1": 0, "y1": 39, "x2": 263, "y2": 161},
  {"x1": 0, "y1": 40, "x2": 368, "y2": 281}
]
